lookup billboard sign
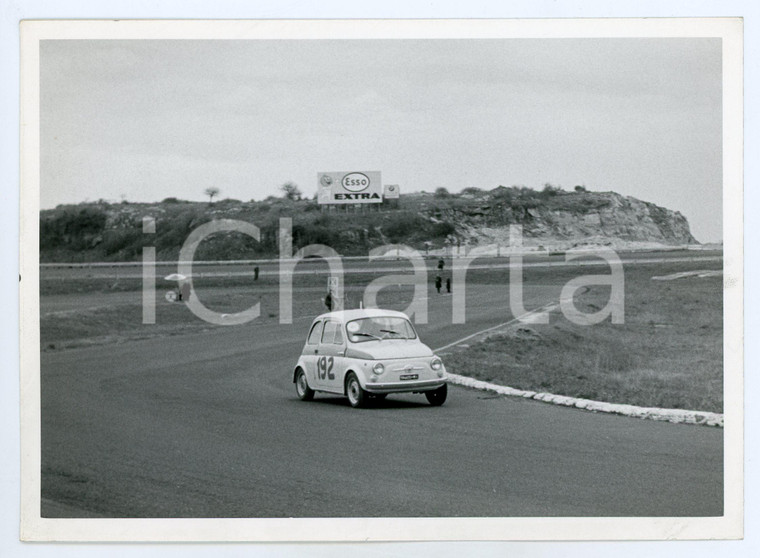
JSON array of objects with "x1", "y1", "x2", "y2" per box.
[
  {"x1": 384, "y1": 184, "x2": 400, "y2": 199},
  {"x1": 317, "y1": 171, "x2": 383, "y2": 204}
]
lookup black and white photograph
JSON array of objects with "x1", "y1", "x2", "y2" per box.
[{"x1": 17, "y1": 17, "x2": 743, "y2": 543}]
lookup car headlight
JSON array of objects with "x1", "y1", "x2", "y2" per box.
[
  {"x1": 430, "y1": 357, "x2": 443, "y2": 371},
  {"x1": 372, "y1": 362, "x2": 385, "y2": 375}
]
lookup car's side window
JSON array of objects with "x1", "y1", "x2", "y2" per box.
[
  {"x1": 321, "y1": 321, "x2": 338, "y2": 344},
  {"x1": 307, "y1": 321, "x2": 323, "y2": 345},
  {"x1": 333, "y1": 324, "x2": 344, "y2": 345}
]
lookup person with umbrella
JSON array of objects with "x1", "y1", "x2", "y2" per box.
[{"x1": 164, "y1": 273, "x2": 188, "y2": 301}]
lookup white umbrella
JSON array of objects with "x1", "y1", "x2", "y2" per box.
[{"x1": 163, "y1": 273, "x2": 187, "y2": 281}]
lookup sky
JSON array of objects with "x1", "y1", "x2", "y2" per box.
[{"x1": 40, "y1": 38, "x2": 723, "y2": 241}]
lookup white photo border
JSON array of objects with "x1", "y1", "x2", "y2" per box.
[{"x1": 19, "y1": 17, "x2": 743, "y2": 542}]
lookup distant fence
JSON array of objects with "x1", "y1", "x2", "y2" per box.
[{"x1": 39, "y1": 244, "x2": 715, "y2": 269}]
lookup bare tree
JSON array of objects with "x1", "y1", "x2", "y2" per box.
[
  {"x1": 204, "y1": 187, "x2": 220, "y2": 203},
  {"x1": 280, "y1": 182, "x2": 302, "y2": 201}
]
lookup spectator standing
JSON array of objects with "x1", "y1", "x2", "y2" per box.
[{"x1": 179, "y1": 282, "x2": 190, "y2": 302}]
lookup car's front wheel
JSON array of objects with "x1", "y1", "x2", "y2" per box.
[
  {"x1": 346, "y1": 373, "x2": 367, "y2": 408},
  {"x1": 425, "y1": 383, "x2": 447, "y2": 406},
  {"x1": 295, "y1": 369, "x2": 314, "y2": 401}
]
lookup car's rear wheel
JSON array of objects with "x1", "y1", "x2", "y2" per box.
[
  {"x1": 295, "y1": 369, "x2": 314, "y2": 401},
  {"x1": 346, "y1": 373, "x2": 366, "y2": 408},
  {"x1": 425, "y1": 384, "x2": 447, "y2": 406}
]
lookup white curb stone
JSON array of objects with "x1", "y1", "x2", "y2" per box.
[{"x1": 446, "y1": 373, "x2": 723, "y2": 427}]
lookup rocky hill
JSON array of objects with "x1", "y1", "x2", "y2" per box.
[
  {"x1": 430, "y1": 186, "x2": 696, "y2": 252},
  {"x1": 39, "y1": 186, "x2": 697, "y2": 262}
]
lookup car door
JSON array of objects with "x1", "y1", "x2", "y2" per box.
[
  {"x1": 303, "y1": 320, "x2": 323, "y2": 388},
  {"x1": 317, "y1": 319, "x2": 346, "y2": 393}
]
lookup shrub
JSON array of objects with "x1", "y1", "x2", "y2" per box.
[
  {"x1": 461, "y1": 187, "x2": 485, "y2": 197},
  {"x1": 540, "y1": 183, "x2": 563, "y2": 199},
  {"x1": 383, "y1": 212, "x2": 428, "y2": 243},
  {"x1": 40, "y1": 206, "x2": 108, "y2": 250},
  {"x1": 432, "y1": 221, "x2": 456, "y2": 238},
  {"x1": 280, "y1": 182, "x2": 302, "y2": 201}
]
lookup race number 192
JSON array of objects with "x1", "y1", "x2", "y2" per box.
[{"x1": 318, "y1": 356, "x2": 334, "y2": 380}]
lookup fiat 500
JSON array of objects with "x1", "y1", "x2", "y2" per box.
[{"x1": 292, "y1": 309, "x2": 448, "y2": 407}]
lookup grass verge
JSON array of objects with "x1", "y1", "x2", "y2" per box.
[{"x1": 442, "y1": 265, "x2": 723, "y2": 412}]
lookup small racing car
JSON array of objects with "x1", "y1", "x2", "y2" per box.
[{"x1": 292, "y1": 308, "x2": 448, "y2": 407}]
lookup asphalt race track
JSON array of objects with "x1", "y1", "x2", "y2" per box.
[{"x1": 40, "y1": 256, "x2": 724, "y2": 518}]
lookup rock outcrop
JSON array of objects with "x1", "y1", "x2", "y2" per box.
[{"x1": 424, "y1": 189, "x2": 696, "y2": 250}]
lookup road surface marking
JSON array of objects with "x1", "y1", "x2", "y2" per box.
[{"x1": 433, "y1": 303, "x2": 558, "y2": 353}]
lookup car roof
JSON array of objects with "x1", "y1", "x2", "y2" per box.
[{"x1": 314, "y1": 308, "x2": 411, "y2": 322}]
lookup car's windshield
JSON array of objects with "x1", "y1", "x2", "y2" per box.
[{"x1": 346, "y1": 317, "x2": 417, "y2": 343}]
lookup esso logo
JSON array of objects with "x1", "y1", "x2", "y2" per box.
[{"x1": 341, "y1": 173, "x2": 371, "y2": 192}]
